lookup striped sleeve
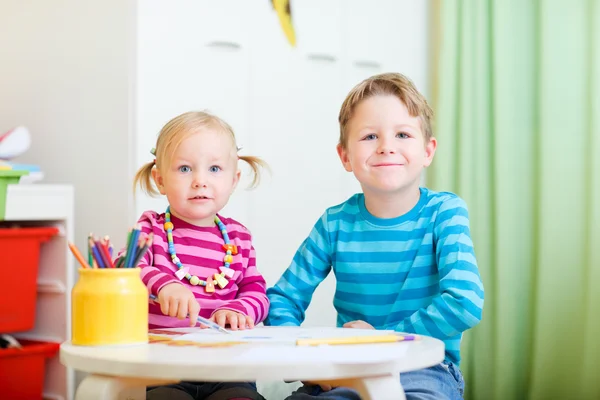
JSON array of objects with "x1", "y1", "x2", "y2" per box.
[
  {"x1": 265, "y1": 213, "x2": 333, "y2": 326},
  {"x1": 211, "y1": 241, "x2": 269, "y2": 324},
  {"x1": 135, "y1": 212, "x2": 182, "y2": 296},
  {"x1": 394, "y1": 196, "x2": 484, "y2": 339}
]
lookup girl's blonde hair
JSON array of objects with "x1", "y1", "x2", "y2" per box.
[{"x1": 133, "y1": 111, "x2": 267, "y2": 197}]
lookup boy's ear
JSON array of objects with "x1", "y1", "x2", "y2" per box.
[
  {"x1": 337, "y1": 144, "x2": 353, "y2": 172},
  {"x1": 423, "y1": 137, "x2": 437, "y2": 167},
  {"x1": 151, "y1": 168, "x2": 167, "y2": 195}
]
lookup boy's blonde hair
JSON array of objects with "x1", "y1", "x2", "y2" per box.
[
  {"x1": 133, "y1": 111, "x2": 267, "y2": 197},
  {"x1": 338, "y1": 72, "x2": 433, "y2": 149}
]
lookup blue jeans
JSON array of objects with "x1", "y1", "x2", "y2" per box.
[{"x1": 285, "y1": 362, "x2": 465, "y2": 400}]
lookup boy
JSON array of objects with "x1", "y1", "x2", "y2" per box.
[{"x1": 265, "y1": 73, "x2": 484, "y2": 400}]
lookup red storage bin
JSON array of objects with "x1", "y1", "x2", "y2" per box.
[
  {"x1": 0, "y1": 339, "x2": 60, "y2": 399},
  {"x1": 0, "y1": 227, "x2": 59, "y2": 333}
]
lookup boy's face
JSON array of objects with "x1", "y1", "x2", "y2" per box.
[
  {"x1": 152, "y1": 129, "x2": 241, "y2": 226},
  {"x1": 337, "y1": 94, "x2": 436, "y2": 198}
]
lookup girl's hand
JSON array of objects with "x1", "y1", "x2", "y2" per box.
[
  {"x1": 209, "y1": 309, "x2": 254, "y2": 331},
  {"x1": 157, "y1": 283, "x2": 200, "y2": 327},
  {"x1": 343, "y1": 320, "x2": 375, "y2": 329}
]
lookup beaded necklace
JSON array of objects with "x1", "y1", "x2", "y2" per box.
[{"x1": 164, "y1": 206, "x2": 237, "y2": 293}]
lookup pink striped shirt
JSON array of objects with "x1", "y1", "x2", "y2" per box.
[{"x1": 130, "y1": 211, "x2": 269, "y2": 328}]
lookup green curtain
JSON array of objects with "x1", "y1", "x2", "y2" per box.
[{"x1": 429, "y1": 1, "x2": 600, "y2": 399}]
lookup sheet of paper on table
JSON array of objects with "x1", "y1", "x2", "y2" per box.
[
  {"x1": 148, "y1": 326, "x2": 409, "y2": 364},
  {"x1": 150, "y1": 326, "x2": 396, "y2": 344}
]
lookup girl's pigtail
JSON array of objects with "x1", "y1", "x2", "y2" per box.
[
  {"x1": 239, "y1": 155, "x2": 269, "y2": 189},
  {"x1": 133, "y1": 161, "x2": 159, "y2": 197}
]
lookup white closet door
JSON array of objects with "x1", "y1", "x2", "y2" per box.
[
  {"x1": 135, "y1": 0, "x2": 252, "y2": 223},
  {"x1": 342, "y1": 0, "x2": 389, "y2": 67},
  {"x1": 247, "y1": 0, "x2": 343, "y2": 327},
  {"x1": 380, "y1": 0, "x2": 430, "y2": 95},
  {"x1": 292, "y1": 0, "x2": 343, "y2": 58},
  {"x1": 342, "y1": 0, "x2": 429, "y2": 93}
]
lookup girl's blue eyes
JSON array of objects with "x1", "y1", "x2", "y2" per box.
[{"x1": 178, "y1": 165, "x2": 221, "y2": 173}]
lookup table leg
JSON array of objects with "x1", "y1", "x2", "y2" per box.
[
  {"x1": 75, "y1": 374, "x2": 177, "y2": 400},
  {"x1": 350, "y1": 374, "x2": 405, "y2": 400},
  {"x1": 315, "y1": 374, "x2": 405, "y2": 400}
]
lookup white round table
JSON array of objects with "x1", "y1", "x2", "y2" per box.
[{"x1": 60, "y1": 327, "x2": 444, "y2": 400}]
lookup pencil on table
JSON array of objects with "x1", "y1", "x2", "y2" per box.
[{"x1": 296, "y1": 334, "x2": 419, "y2": 346}]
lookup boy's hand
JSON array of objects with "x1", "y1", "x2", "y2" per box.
[
  {"x1": 157, "y1": 283, "x2": 200, "y2": 327},
  {"x1": 209, "y1": 309, "x2": 254, "y2": 331},
  {"x1": 343, "y1": 320, "x2": 375, "y2": 329}
]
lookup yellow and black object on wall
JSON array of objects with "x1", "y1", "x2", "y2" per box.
[{"x1": 271, "y1": 0, "x2": 296, "y2": 47}]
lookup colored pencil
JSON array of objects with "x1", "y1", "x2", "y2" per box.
[
  {"x1": 90, "y1": 240, "x2": 106, "y2": 268},
  {"x1": 68, "y1": 242, "x2": 90, "y2": 269},
  {"x1": 87, "y1": 233, "x2": 93, "y2": 266},
  {"x1": 94, "y1": 239, "x2": 112, "y2": 268},
  {"x1": 125, "y1": 227, "x2": 139, "y2": 268},
  {"x1": 132, "y1": 233, "x2": 153, "y2": 268},
  {"x1": 296, "y1": 334, "x2": 419, "y2": 346},
  {"x1": 76, "y1": 227, "x2": 152, "y2": 270}
]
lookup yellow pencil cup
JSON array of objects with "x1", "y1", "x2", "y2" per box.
[{"x1": 72, "y1": 268, "x2": 148, "y2": 346}]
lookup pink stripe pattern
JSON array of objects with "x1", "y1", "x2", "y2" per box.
[{"x1": 122, "y1": 211, "x2": 269, "y2": 328}]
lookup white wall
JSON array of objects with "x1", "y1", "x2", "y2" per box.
[{"x1": 0, "y1": 0, "x2": 135, "y2": 255}]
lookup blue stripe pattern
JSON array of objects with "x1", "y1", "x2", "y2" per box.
[{"x1": 265, "y1": 188, "x2": 484, "y2": 365}]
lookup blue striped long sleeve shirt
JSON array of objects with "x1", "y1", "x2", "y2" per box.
[{"x1": 265, "y1": 188, "x2": 484, "y2": 365}]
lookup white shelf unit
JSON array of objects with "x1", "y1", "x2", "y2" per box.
[{"x1": 3, "y1": 184, "x2": 75, "y2": 400}]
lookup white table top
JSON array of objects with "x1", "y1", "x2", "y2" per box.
[{"x1": 60, "y1": 327, "x2": 444, "y2": 383}]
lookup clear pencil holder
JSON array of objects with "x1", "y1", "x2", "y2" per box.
[{"x1": 71, "y1": 268, "x2": 148, "y2": 346}]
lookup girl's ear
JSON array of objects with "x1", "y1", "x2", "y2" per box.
[
  {"x1": 151, "y1": 168, "x2": 167, "y2": 195},
  {"x1": 232, "y1": 169, "x2": 241, "y2": 190}
]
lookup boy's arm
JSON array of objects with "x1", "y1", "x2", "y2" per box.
[
  {"x1": 264, "y1": 213, "x2": 333, "y2": 326},
  {"x1": 394, "y1": 197, "x2": 484, "y2": 339},
  {"x1": 211, "y1": 245, "x2": 270, "y2": 324}
]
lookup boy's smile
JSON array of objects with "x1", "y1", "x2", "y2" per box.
[
  {"x1": 337, "y1": 94, "x2": 436, "y2": 214},
  {"x1": 372, "y1": 162, "x2": 404, "y2": 167}
]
